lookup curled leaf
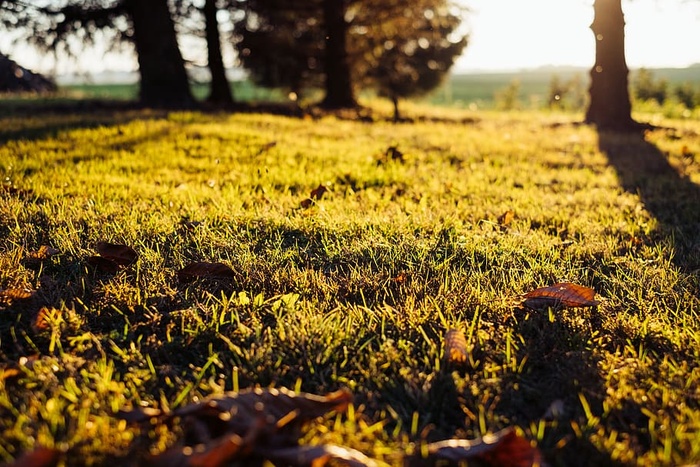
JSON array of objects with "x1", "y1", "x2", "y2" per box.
[
  {"x1": 147, "y1": 432, "x2": 250, "y2": 467},
  {"x1": 521, "y1": 282, "x2": 599, "y2": 311},
  {"x1": 177, "y1": 262, "x2": 235, "y2": 283},
  {"x1": 169, "y1": 387, "x2": 352, "y2": 438},
  {"x1": 96, "y1": 241, "x2": 138, "y2": 266},
  {"x1": 444, "y1": 329, "x2": 469, "y2": 365},
  {"x1": 264, "y1": 444, "x2": 379, "y2": 467},
  {"x1": 310, "y1": 184, "x2": 329, "y2": 200},
  {"x1": 420, "y1": 428, "x2": 541, "y2": 467},
  {"x1": 301, "y1": 184, "x2": 329, "y2": 209}
]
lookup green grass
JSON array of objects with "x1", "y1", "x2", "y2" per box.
[{"x1": 0, "y1": 103, "x2": 699, "y2": 466}]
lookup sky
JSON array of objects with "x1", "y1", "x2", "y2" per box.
[
  {"x1": 2, "y1": 0, "x2": 700, "y2": 76},
  {"x1": 455, "y1": 0, "x2": 700, "y2": 72}
]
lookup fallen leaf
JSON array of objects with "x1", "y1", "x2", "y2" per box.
[
  {"x1": 521, "y1": 282, "x2": 599, "y2": 311},
  {"x1": 27, "y1": 245, "x2": 60, "y2": 261},
  {"x1": 119, "y1": 387, "x2": 354, "y2": 467},
  {"x1": 444, "y1": 329, "x2": 469, "y2": 365},
  {"x1": 147, "y1": 431, "x2": 251, "y2": 467},
  {"x1": 476, "y1": 429, "x2": 542, "y2": 467},
  {"x1": 256, "y1": 141, "x2": 277, "y2": 156},
  {"x1": 167, "y1": 387, "x2": 352, "y2": 438},
  {"x1": 386, "y1": 145, "x2": 404, "y2": 162},
  {"x1": 86, "y1": 255, "x2": 120, "y2": 274},
  {"x1": 177, "y1": 262, "x2": 235, "y2": 283},
  {"x1": 32, "y1": 307, "x2": 62, "y2": 332},
  {"x1": 418, "y1": 427, "x2": 541, "y2": 467},
  {"x1": 263, "y1": 444, "x2": 379, "y2": 467},
  {"x1": 310, "y1": 184, "x2": 329, "y2": 200},
  {"x1": 301, "y1": 184, "x2": 329, "y2": 209},
  {"x1": 498, "y1": 210, "x2": 515, "y2": 227},
  {"x1": 2, "y1": 446, "x2": 62, "y2": 467},
  {"x1": 95, "y1": 241, "x2": 138, "y2": 266},
  {"x1": 0, "y1": 288, "x2": 35, "y2": 304},
  {"x1": 392, "y1": 273, "x2": 407, "y2": 284}
]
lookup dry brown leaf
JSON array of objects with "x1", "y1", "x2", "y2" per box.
[
  {"x1": 498, "y1": 210, "x2": 515, "y2": 227},
  {"x1": 385, "y1": 145, "x2": 405, "y2": 162},
  {"x1": 177, "y1": 262, "x2": 235, "y2": 283},
  {"x1": 521, "y1": 282, "x2": 599, "y2": 311},
  {"x1": 170, "y1": 387, "x2": 352, "y2": 437},
  {"x1": 86, "y1": 255, "x2": 120, "y2": 274},
  {"x1": 147, "y1": 432, "x2": 251, "y2": 467},
  {"x1": 420, "y1": 427, "x2": 541, "y2": 467},
  {"x1": 310, "y1": 184, "x2": 329, "y2": 200},
  {"x1": 28, "y1": 245, "x2": 60, "y2": 261},
  {"x1": 444, "y1": 329, "x2": 469, "y2": 365},
  {"x1": 263, "y1": 444, "x2": 379, "y2": 467},
  {"x1": 301, "y1": 184, "x2": 329, "y2": 209},
  {"x1": 0, "y1": 288, "x2": 35, "y2": 304},
  {"x1": 95, "y1": 241, "x2": 138, "y2": 266},
  {"x1": 32, "y1": 307, "x2": 62, "y2": 332},
  {"x1": 119, "y1": 387, "x2": 354, "y2": 467},
  {"x1": 3, "y1": 446, "x2": 62, "y2": 467},
  {"x1": 475, "y1": 429, "x2": 542, "y2": 467}
]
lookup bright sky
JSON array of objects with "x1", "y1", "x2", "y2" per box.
[
  {"x1": 455, "y1": 0, "x2": 700, "y2": 72},
  {"x1": 2, "y1": 0, "x2": 700, "y2": 76}
]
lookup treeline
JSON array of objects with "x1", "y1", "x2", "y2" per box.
[{"x1": 0, "y1": 0, "x2": 467, "y2": 120}]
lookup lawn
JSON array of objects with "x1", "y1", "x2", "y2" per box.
[{"x1": 0, "y1": 103, "x2": 699, "y2": 466}]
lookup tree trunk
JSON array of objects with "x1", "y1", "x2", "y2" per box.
[
  {"x1": 204, "y1": 0, "x2": 234, "y2": 106},
  {"x1": 320, "y1": 0, "x2": 356, "y2": 109},
  {"x1": 585, "y1": 0, "x2": 636, "y2": 130},
  {"x1": 391, "y1": 95, "x2": 400, "y2": 123},
  {"x1": 125, "y1": 0, "x2": 194, "y2": 108}
]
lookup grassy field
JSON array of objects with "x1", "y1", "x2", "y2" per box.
[
  {"x1": 50, "y1": 65, "x2": 700, "y2": 111},
  {"x1": 1, "y1": 102, "x2": 699, "y2": 466}
]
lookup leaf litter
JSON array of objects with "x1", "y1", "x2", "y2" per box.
[
  {"x1": 520, "y1": 282, "x2": 600, "y2": 311},
  {"x1": 117, "y1": 386, "x2": 542, "y2": 467}
]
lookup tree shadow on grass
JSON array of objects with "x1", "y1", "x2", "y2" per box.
[
  {"x1": 597, "y1": 128, "x2": 700, "y2": 273},
  {"x1": 496, "y1": 307, "x2": 631, "y2": 467}
]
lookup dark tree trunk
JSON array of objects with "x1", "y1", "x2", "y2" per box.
[
  {"x1": 204, "y1": 0, "x2": 234, "y2": 106},
  {"x1": 125, "y1": 0, "x2": 194, "y2": 108},
  {"x1": 320, "y1": 0, "x2": 356, "y2": 109},
  {"x1": 585, "y1": 0, "x2": 636, "y2": 130},
  {"x1": 391, "y1": 95, "x2": 400, "y2": 123}
]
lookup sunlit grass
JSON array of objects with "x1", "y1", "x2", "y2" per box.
[{"x1": 0, "y1": 106, "x2": 699, "y2": 466}]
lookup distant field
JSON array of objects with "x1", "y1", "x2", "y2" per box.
[{"x1": 53, "y1": 66, "x2": 700, "y2": 110}]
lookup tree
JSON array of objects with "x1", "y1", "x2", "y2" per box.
[
  {"x1": 203, "y1": 0, "x2": 234, "y2": 105},
  {"x1": 233, "y1": 0, "x2": 355, "y2": 107},
  {"x1": 126, "y1": 0, "x2": 194, "y2": 107},
  {"x1": 232, "y1": 0, "x2": 324, "y2": 99},
  {"x1": 585, "y1": 0, "x2": 636, "y2": 129},
  {"x1": 320, "y1": 0, "x2": 356, "y2": 108},
  {"x1": 233, "y1": 0, "x2": 467, "y2": 112},
  {"x1": 0, "y1": 0, "x2": 194, "y2": 108},
  {"x1": 360, "y1": 1, "x2": 467, "y2": 121}
]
